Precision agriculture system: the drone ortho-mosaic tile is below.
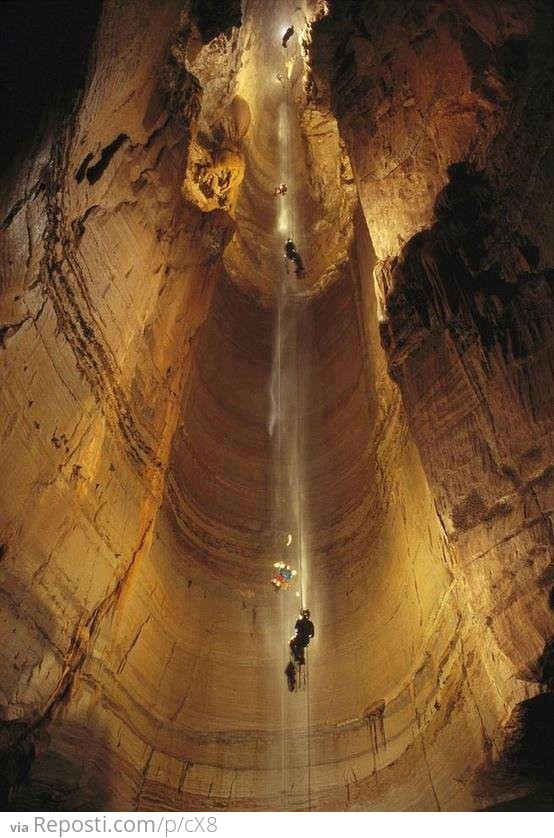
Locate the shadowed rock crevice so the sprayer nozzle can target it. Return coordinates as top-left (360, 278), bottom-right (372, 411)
top-left (476, 693), bottom-right (554, 811)
top-left (81, 135), bottom-right (129, 186)
top-left (0, 0), bottom-right (103, 175)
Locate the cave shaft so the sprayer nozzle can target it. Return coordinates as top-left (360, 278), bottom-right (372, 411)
top-left (0, 0), bottom-right (552, 813)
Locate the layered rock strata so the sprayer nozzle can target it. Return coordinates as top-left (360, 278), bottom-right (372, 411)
top-left (309, 0), bottom-right (554, 807)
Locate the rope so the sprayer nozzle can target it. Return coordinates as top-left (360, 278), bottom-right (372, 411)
top-left (295, 320), bottom-right (311, 812)
top-left (295, 328), bottom-right (304, 610)
top-left (276, 47), bottom-right (289, 813)
top-left (277, 271), bottom-right (287, 812)
top-left (307, 649), bottom-right (312, 810)
top-left (285, 57), bottom-right (294, 240)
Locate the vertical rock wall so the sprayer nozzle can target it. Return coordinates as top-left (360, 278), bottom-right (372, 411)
top-left (0, 0), bottom-right (240, 807)
top-left (309, 0), bottom-right (553, 806)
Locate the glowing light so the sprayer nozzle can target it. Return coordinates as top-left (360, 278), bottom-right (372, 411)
top-left (286, 533), bottom-right (292, 547)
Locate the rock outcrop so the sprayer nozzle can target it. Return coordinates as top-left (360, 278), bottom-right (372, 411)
top-left (309, 0), bottom-right (554, 808)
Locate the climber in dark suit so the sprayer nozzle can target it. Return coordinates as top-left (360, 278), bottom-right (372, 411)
top-left (289, 609), bottom-right (314, 665)
top-left (284, 238), bottom-right (306, 278)
top-left (282, 26), bottom-right (294, 48)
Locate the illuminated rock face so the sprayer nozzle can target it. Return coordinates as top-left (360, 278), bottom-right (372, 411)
top-left (0, 0), bottom-right (552, 812)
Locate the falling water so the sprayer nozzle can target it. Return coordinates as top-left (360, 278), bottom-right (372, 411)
top-left (270, 265), bottom-right (312, 810)
top-left (268, 10), bottom-right (312, 608)
top-left (269, 11), bottom-right (312, 811)
top-left (270, 269), bottom-right (305, 597)
top-left (269, 98), bottom-right (292, 439)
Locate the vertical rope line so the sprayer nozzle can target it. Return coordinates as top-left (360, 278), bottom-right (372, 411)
top-left (277, 283), bottom-right (286, 812)
top-left (281, 594), bottom-right (286, 811)
top-left (307, 649), bottom-right (312, 810)
top-left (286, 57), bottom-right (294, 240)
top-left (296, 320), bottom-right (311, 811)
top-left (295, 325), bottom-right (304, 609)
top-left (277, 43), bottom-right (290, 817)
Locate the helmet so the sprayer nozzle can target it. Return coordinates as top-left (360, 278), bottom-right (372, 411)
top-left (301, 608), bottom-right (310, 618)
